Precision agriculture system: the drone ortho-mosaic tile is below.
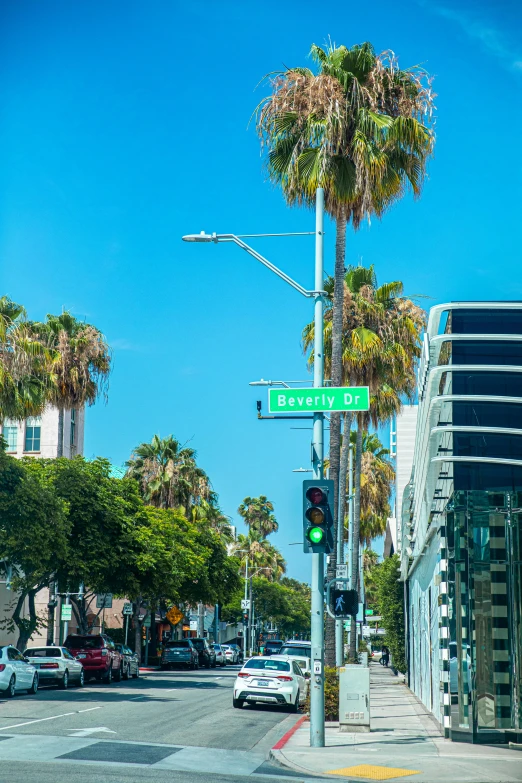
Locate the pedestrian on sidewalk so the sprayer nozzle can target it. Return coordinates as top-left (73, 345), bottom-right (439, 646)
top-left (381, 645), bottom-right (390, 667)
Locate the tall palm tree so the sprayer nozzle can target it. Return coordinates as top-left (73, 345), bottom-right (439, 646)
top-left (257, 41), bottom-right (435, 617)
top-left (303, 264), bottom-right (424, 662)
top-left (0, 297), bottom-right (49, 421)
top-left (352, 430), bottom-right (395, 547)
top-left (126, 434), bottom-right (212, 513)
top-left (231, 533), bottom-right (286, 581)
top-left (29, 311), bottom-right (111, 456)
top-left (237, 495), bottom-right (278, 539)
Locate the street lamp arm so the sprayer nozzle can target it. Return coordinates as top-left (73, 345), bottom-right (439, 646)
top-left (219, 235), bottom-right (324, 299)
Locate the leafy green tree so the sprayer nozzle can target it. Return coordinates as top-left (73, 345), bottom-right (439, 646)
top-left (374, 553), bottom-right (406, 672)
top-left (231, 533), bottom-right (286, 581)
top-left (0, 445), bottom-right (69, 649)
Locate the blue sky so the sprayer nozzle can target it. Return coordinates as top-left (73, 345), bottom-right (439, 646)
top-left (1, 0), bottom-right (521, 578)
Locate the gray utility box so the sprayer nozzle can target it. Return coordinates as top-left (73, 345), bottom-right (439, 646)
top-left (339, 664), bottom-right (370, 732)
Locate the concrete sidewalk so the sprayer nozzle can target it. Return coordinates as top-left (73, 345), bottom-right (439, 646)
top-left (271, 662), bottom-right (522, 782)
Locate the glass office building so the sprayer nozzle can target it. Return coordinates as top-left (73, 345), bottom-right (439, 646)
top-left (402, 303), bottom-right (522, 743)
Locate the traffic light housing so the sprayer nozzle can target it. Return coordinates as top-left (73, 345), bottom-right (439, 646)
top-left (242, 612), bottom-right (248, 625)
top-left (331, 588), bottom-right (358, 618)
top-left (303, 479), bottom-right (334, 553)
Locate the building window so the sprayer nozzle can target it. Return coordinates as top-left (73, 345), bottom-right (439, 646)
top-left (2, 424), bottom-right (17, 451)
top-left (70, 408), bottom-right (76, 447)
top-left (24, 417), bottom-right (41, 452)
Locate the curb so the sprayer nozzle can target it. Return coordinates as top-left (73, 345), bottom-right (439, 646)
top-left (269, 748), bottom-right (333, 780)
top-left (272, 714), bottom-right (307, 750)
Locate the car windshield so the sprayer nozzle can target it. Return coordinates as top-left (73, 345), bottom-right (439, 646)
top-left (166, 641), bottom-right (190, 648)
top-left (65, 636), bottom-right (103, 649)
top-left (24, 648), bottom-right (62, 657)
top-left (213, 645), bottom-right (221, 650)
top-left (244, 659), bottom-right (290, 672)
top-left (280, 646), bottom-right (311, 658)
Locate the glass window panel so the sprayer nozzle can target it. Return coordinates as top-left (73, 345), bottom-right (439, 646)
top-left (453, 432), bottom-right (522, 460)
top-left (451, 309), bottom-right (522, 335)
top-left (453, 402), bottom-right (522, 429)
top-left (2, 426), bottom-right (17, 450)
top-left (24, 426), bottom-right (41, 452)
top-left (453, 371), bottom-right (522, 397)
top-left (453, 341), bottom-right (522, 366)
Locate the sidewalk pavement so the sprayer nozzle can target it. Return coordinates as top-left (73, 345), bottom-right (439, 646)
top-left (271, 662), bottom-right (522, 782)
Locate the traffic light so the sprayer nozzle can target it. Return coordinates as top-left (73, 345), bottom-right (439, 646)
top-left (242, 612), bottom-right (248, 625)
top-left (331, 588), bottom-right (358, 618)
top-left (303, 479), bottom-right (334, 553)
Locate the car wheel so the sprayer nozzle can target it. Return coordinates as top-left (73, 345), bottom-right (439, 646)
top-left (78, 669), bottom-right (85, 687)
top-left (59, 670), bottom-right (69, 690)
top-left (104, 666), bottom-right (113, 684)
top-left (222, 661), bottom-right (226, 667)
top-left (233, 698), bottom-right (244, 709)
top-left (29, 674), bottom-right (38, 695)
top-left (114, 664), bottom-right (122, 682)
top-left (123, 663), bottom-right (130, 680)
top-left (211, 661), bottom-right (217, 668)
top-left (133, 665), bottom-right (139, 678)
top-left (290, 689), bottom-right (300, 713)
top-left (5, 675), bottom-right (16, 698)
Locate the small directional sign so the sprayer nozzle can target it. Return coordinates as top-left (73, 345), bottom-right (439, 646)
top-left (123, 603), bottom-right (133, 616)
top-left (241, 599), bottom-right (251, 610)
top-left (61, 604), bottom-right (72, 621)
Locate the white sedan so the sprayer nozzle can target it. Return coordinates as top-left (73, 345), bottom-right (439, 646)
top-left (0, 645), bottom-right (39, 697)
top-left (222, 645), bottom-right (239, 664)
top-left (233, 655), bottom-right (306, 711)
top-left (24, 645), bottom-right (85, 689)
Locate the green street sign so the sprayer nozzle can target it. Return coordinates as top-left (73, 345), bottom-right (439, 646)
top-left (61, 604), bottom-right (72, 621)
top-left (269, 386), bottom-right (369, 414)
top-left (365, 609), bottom-right (374, 616)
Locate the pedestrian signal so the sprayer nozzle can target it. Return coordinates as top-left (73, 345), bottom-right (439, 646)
top-left (331, 588), bottom-right (358, 618)
top-left (302, 480), bottom-right (334, 553)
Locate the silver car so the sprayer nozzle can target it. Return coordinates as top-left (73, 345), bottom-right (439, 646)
top-left (24, 645), bottom-right (84, 689)
top-left (212, 644), bottom-right (227, 667)
top-left (222, 645), bottom-right (239, 664)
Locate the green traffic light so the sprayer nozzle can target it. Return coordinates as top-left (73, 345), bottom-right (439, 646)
top-left (308, 527), bottom-right (324, 544)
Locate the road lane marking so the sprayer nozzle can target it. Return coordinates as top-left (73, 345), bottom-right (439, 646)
top-left (0, 705), bottom-right (102, 731)
top-left (69, 726), bottom-right (116, 737)
top-left (0, 711), bottom-right (77, 731)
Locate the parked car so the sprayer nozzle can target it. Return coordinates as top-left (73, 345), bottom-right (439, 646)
top-left (191, 638), bottom-right (216, 668)
top-left (24, 645), bottom-right (84, 689)
top-left (161, 639), bottom-right (199, 670)
top-left (0, 645), bottom-right (38, 697)
top-left (212, 644), bottom-right (227, 667)
top-left (271, 653), bottom-right (311, 680)
top-left (114, 644), bottom-right (140, 679)
top-left (263, 639), bottom-right (284, 656)
top-left (64, 634), bottom-right (123, 683)
top-left (279, 641), bottom-right (311, 660)
top-left (222, 644), bottom-right (239, 664)
top-left (233, 655), bottom-right (305, 711)
top-left (229, 643), bottom-right (244, 664)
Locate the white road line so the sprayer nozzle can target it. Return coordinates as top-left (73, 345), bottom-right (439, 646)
top-left (0, 705), bottom-right (102, 731)
top-left (128, 696), bottom-right (145, 700)
top-left (0, 711), bottom-right (77, 731)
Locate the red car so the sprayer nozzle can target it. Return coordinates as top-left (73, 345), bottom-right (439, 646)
top-left (64, 634), bottom-right (123, 684)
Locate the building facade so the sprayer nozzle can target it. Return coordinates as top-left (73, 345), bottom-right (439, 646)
top-left (402, 302), bottom-right (522, 743)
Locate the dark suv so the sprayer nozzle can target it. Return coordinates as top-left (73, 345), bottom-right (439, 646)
top-left (64, 634), bottom-right (123, 684)
top-left (191, 638), bottom-right (216, 668)
top-left (161, 639), bottom-right (199, 670)
top-left (264, 639), bottom-right (284, 656)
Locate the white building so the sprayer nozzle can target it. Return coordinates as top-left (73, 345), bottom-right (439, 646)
top-left (384, 405), bottom-right (418, 557)
top-left (0, 406), bottom-right (85, 646)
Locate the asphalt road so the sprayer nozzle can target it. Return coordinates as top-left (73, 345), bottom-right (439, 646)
top-left (0, 665), bottom-right (308, 783)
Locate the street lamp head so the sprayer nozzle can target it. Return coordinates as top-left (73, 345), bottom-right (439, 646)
top-left (249, 379), bottom-right (270, 386)
top-left (181, 231), bottom-right (217, 243)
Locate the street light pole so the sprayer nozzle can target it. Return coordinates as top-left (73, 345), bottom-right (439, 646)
top-left (243, 556), bottom-right (249, 661)
top-left (310, 187), bottom-right (325, 748)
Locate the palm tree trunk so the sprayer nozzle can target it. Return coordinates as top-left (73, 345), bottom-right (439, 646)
top-left (338, 411), bottom-right (353, 562)
top-left (325, 210), bottom-right (347, 667)
top-left (349, 419), bottom-right (363, 661)
top-left (57, 407), bottom-right (64, 458)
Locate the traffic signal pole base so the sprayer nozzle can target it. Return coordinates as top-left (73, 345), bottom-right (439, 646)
top-left (310, 551), bottom-right (325, 748)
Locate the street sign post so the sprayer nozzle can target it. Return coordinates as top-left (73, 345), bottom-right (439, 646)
top-left (123, 603), bottom-right (133, 616)
top-left (96, 593), bottom-right (113, 609)
top-left (269, 386), bottom-right (369, 414)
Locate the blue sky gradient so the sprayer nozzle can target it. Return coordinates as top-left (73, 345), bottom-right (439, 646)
top-left (1, 0), bottom-right (521, 577)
